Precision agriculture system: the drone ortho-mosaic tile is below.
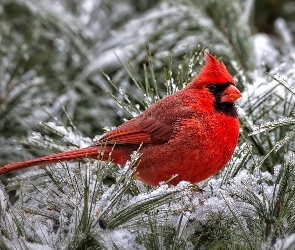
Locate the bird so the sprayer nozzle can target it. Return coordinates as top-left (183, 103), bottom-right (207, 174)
top-left (0, 52), bottom-right (241, 186)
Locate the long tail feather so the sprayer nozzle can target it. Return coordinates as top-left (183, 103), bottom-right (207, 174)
top-left (0, 147), bottom-right (100, 175)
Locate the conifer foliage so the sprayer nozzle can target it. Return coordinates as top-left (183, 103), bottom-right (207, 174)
top-left (1, 0), bottom-right (295, 249)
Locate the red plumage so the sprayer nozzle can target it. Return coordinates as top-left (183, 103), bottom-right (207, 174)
top-left (0, 52), bottom-right (241, 186)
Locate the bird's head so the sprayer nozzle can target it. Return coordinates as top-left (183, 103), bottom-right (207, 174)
top-left (189, 51), bottom-right (242, 117)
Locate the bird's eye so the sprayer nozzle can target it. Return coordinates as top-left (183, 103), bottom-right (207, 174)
top-left (207, 84), bottom-right (217, 92)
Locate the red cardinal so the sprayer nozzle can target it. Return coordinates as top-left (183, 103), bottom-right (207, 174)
top-left (0, 52), bottom-right (241, 186)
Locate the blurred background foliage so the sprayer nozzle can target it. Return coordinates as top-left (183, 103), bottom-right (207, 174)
top-left (0, 0), bottom-right (291, 159)
top-left (0, 0), bottom-right (256, 164)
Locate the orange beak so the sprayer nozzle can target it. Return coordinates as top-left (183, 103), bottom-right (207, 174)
top-left (220, 85), bottom-right (241, 103)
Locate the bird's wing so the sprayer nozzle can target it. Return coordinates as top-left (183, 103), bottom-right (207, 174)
top-left (97, 117), bottom-right (174, 145)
